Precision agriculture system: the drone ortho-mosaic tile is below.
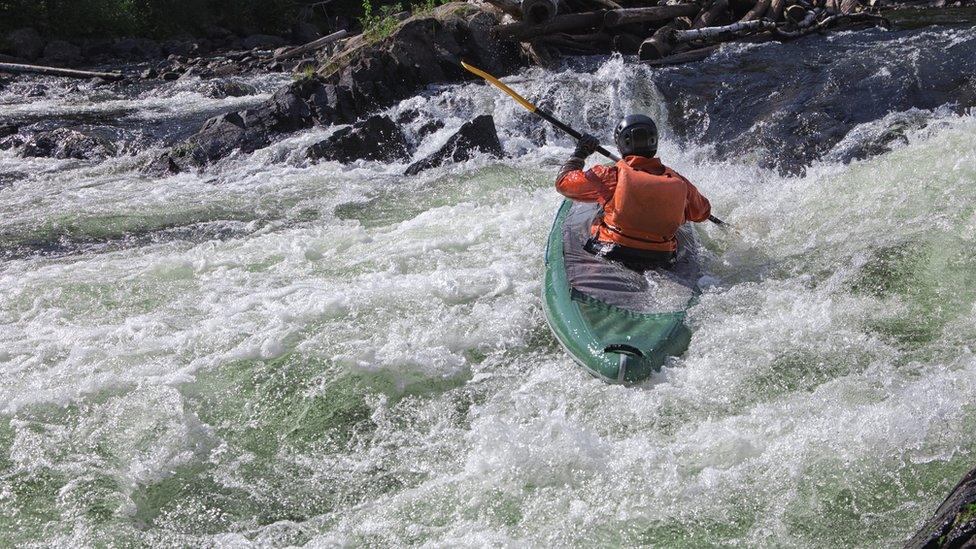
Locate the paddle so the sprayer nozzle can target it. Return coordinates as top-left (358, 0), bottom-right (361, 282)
top-left (459, 60), bottom-right (730, 229)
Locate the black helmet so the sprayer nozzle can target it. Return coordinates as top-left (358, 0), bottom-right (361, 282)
top-left (614, 114), bottom-right (658, 157)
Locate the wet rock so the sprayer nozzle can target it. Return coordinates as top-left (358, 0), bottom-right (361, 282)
top-left (306, 115), bottom-right (410, 163)
top-left (42, 40), bottom-right (82, 64)
top-left (6, 28), bottom-right (46, 61)
top-left (211, 64), bottom-right (240, 77)
top-left (292, 22), bottom-right (322, 44)
top-left (25, 84), bottom-right (48, 97)
top-left (0, 124), bottom-right (17, 139)
top-left (140, 67), bottom-right (158, 79)
top-left (397, 108), bottom-right (421, 124)
top-left (654, 27), bottom-right (976, 175)
top-left (204, 80), bottom-right (258, 99)
top-left (156, 4), bottom-right (520, 171)
top-left (20, 128), bottom-right (116, 160)
top-left (161, 71), bottom-right (182, 81)
top-left (0, 171), bottom-right (24, 189)
top-left (0, 134), bottom-right (25, 150)
top-left (162, 39), bottom-right (196, 57)
top-left (417, 119), bottom-right (445, 139)
top-left (112, 38), bottom-right (163, 60)
top-left (405, 115), bottom-right (503, 175)
top-left (906, 466), bottom-right (976, 549)
top-left (237, 34), bottom-right (287, 50)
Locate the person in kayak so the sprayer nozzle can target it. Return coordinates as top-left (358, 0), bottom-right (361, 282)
top-left (555, 114), bottom-right (711, 271)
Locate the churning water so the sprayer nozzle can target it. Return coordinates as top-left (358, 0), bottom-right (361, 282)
top-left (1, 26), bottom-right (976, 547)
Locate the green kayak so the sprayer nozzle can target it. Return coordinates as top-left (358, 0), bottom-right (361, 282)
top-left (542, 199), bottom-right (701, 384)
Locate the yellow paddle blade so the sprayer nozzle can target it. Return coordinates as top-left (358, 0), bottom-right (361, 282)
top-left (460, 60), bottom-right (537, 113)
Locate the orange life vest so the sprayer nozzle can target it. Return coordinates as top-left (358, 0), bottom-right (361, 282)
top-left (594, 159), bottom-right (689, 252)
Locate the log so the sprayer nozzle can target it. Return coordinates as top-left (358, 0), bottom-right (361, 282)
top-left (494, 10), bottom-right (605, 40)
top-left (273, 29), bottom-right (348, 61)
top-left (774, 11), bottom-right (888, 37)
top-left (694, 0), bottom-right (731, 28)
top-left (613, 32), bottom-right (644, 53)
top-left (586, 0), bottom-right (623, 10)
top-left (604, 4), bottom-right (700, 27)
top-left (0, 62), bottom-right (123, 81)
top-left (638, 22), bottom-right (679, 60)
top-left (740, 0), bottom-right (771, 21)
top-left (644, 44), bottom-right (721, 65)
top-left (784, 4), bottom-right (808, 23)
top-left (522, 0), bottom-right (560, 24)
top-left (484, 0), bottom-right (523, 18)
top-left (673, 18), bottom-right (777, 42)
top-left (542, 31), bottom-right (612, 53)
top-left (769, 0), bottom-right (787, 21)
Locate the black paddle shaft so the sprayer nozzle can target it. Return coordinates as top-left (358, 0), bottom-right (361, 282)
top-left (536, 108), bottom-right (729, 228)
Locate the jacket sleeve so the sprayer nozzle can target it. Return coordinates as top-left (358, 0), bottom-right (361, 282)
top-left (682, 176), bottom-right (712, 222)
top-left (555, 164), bottom-right (616, 204)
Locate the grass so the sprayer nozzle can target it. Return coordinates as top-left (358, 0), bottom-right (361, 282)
top-left (358, 0), bottom-right (450, 43)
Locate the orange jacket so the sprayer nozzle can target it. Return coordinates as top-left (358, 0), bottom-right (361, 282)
top-left (555, 156), bottom-right (711, 252)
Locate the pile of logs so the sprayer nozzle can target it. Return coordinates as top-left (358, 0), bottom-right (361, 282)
top-left (485, 0), bottom-right (890, 63)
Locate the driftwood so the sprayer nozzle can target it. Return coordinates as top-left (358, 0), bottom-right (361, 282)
top-left (694, 0), bottom-right (731, 28)
top-left (645, 44), bottom-right (721, 65)
top-left (522, 0), bottom-right (561, 23)
top-left (775, 11), bottom-right (889, 37)
top-left (604, 4), bottom-right (700, 27)
top-left (494, 10), bottom-right (605, 40)
top-left (0, 62), bottom-right (123, 80)
top-left (673, 19), bottom-right (777, 43)
top-left (273, 29), bottom-right (348, 61)
top-left (740, 0), bottom-right (771, 21)
top-left (487, 0), bottom-right (890, 65)
top-left (484, 0), bottom-right (523, 18)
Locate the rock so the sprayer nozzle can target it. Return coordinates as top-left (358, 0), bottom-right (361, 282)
top-left (0, 171), bottom-right (24, 189)
top-left (6, 28), bottom-right (46, 61)
top-left (0, 124), bottom-right (17, 138)
top-left (397, 108), bottom-right (421, 125)
top-left (162, 39), bottom-right (196, 57)
top-left (112, 38), bottom-right (162, 60)
top-left (140, 67), bottom-right (158, 79)
top-left (204, 80), bottom-right (258, 99)
top-left (25, 84), bottom-right (47, 97)
top-left (417, 119), bottom-right (445, 139)
top-left (238, 34), bottom-right (287, 50)
top-left (155, 3), bottom-right (521, 171)
top-left (292, 22), bottom-right (322, 44)
top-left (42, 40), bottom-right (82, 64)
top-left (20, 128), bottom-right (116, 160)
top-left (0, 134), bottom-right (25, 150)
top-left (405, 115), bottom-right (503, 175)
top-left (161, 71), bottom-right (182, 81)
top-left (211, 64), bottom-right (240, 77)
top-left (90, 77), bottom-right (111, 87)
top-left (907, 466), bottom-right (976, 548)
top-left (306, 115), bottom-right (410, 163)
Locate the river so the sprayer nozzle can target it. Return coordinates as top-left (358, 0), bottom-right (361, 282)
top-left (1, 24), bottom-right (975, 547)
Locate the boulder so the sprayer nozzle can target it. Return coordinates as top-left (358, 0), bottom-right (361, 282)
top-left (152, 3), bottom-right (521, 172)
top-left (292, 22), bottom-right (323, 44)
top-left (306, 115), bottom-right (410, 163)
top-left (204, 80), bottom-right (258, 99)
top-left (111, 38), bottom-right (162, 60)
top-left (42, 40), bottom-right (82, 64)
top-left (238, 34), bottom-right (287, 50)
top-left (20, 128), bottom-right (116, 160)
top-left (906, 466), bottom-right (976, 549)
top-left (5, 28), bottom-right (46, 61)
top-left (405, 115), bottom-right (503, 175)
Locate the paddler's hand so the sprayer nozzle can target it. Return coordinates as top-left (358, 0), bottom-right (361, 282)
top-left (573, 134), bottom-right (599, 159)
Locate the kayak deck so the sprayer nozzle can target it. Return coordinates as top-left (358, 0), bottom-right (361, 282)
top-left (542, 200), bottom-right (701, 384)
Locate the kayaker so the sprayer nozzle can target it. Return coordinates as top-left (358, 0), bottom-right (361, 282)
top-left (555, 114), bottom-right (711, 271)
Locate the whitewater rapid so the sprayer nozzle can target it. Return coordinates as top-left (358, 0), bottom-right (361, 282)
top-left (2, 33), bottom-right (976, 546)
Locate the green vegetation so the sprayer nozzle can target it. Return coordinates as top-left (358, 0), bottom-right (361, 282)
top-left (358, 0), bottom-right (449, 43)
top-left (360, 0), bottom-right (404, 42)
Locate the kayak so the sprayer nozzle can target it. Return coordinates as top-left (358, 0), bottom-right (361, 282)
top-left (542, 199), bottom-right (701, 384)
